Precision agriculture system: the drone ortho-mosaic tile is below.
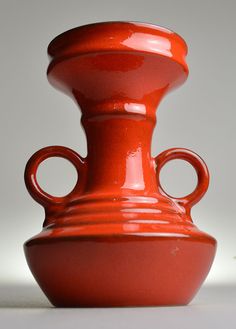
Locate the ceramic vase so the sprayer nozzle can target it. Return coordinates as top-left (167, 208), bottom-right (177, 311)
top-left (24, 22), bottom-right (216, 307)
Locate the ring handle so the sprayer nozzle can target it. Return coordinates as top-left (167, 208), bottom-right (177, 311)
top-left (155, 148), bottom-right (209, 210)
top-left (24, 146), bottom-right (86, 208)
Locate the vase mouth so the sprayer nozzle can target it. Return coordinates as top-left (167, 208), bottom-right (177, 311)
top-left (47, 21), bottom-right (188, 72)
top-left (47, 21), bottom-right (188, 107)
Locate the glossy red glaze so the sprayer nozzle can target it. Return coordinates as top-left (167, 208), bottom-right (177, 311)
top-left (24, 22), bottom-right (216, 307)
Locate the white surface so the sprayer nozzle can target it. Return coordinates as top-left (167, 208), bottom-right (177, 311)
top-left (0, 284), bottom-right (235, 328)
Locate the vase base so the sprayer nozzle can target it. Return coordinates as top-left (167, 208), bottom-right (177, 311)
top-left (24, 233), bottom-right (216, 307)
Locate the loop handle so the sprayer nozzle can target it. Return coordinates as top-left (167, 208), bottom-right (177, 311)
top-left (24, 146), bottom-right (86, 208)
top-left (155, 148), bottom-right (209, 209)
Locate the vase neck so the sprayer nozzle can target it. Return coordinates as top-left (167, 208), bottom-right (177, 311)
top-left (81, 104), bottom-right (158, 195)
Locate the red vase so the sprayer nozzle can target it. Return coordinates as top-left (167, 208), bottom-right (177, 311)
top-left (24, 22), bottom-right (216, 307)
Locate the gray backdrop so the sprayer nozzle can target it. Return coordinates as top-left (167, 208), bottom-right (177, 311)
top-left (0, 0), bottom-right (235, 287)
